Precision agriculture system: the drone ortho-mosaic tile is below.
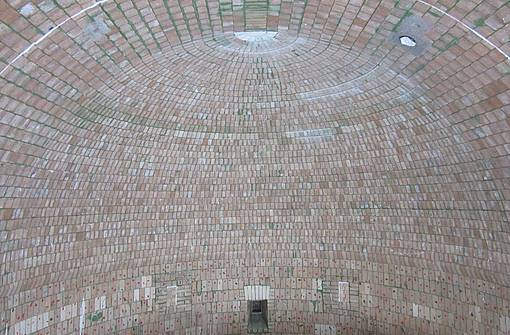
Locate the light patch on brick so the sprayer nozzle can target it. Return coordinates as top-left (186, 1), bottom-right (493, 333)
top-left (316, 278), bottom-right (323, 291)
top-left (141, 275), bottom-right (152, 288)
top-left (244, 285), bottom-right (271, 300)
top-left (84, 16), bottom-right (110, 42)
top-left (338, 281), bottom-right (349, 303)
top-left (412, 303), bottom-right (431, 320)
top-left (167, 286), bottom-right (177, 307)
top-left (60, 303), bottom-right (77, 321)
top-left (38, 0), bottom-right (56, 12)
top-left (19, 4), bottom-right (36, 16)
top-left (13, 312), bottom-right (49, 335)
top-left (413, 303), bottom-right (419, 318)
top-left (286, 128), bottom-right (336, 142)
top-left (500, 316), bottom-right (510, 332)
top-left (144, 287), bottom-right (154, 301)
top-left (297, 66), bottom-right (379, 101)
top-left (134, 277), bottom-right (156, 309)
top-left (95, 295), bottom-right (107, 311)
top-left (155, 285), bottom-right (178, 313)
top-left (79, 297), bottom-right (86, 335)
top-left (235, 31), bottom-right (277, 42)
top-left (134, 288), bottom-right (140, 302)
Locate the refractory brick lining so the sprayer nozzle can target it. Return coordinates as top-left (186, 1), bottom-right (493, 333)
top-left (0, 0), bottom-right (509, 334)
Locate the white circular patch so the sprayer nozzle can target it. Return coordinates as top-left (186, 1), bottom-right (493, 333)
top-left (234, 31), bottom-right (277, 42)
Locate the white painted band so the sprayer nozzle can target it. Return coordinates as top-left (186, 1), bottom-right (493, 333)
top-left (0, 0), bottom-right (508, 78)
top-left (0, 0), bottom-right (111, 76)
top-left (416, 0), bottom-right (510, 61)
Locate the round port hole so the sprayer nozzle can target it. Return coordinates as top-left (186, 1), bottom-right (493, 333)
top-left (399, 36), bottom-right (417, 47)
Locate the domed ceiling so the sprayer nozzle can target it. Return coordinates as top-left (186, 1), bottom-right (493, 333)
top-left (0, 0), bottom-right (509, 334)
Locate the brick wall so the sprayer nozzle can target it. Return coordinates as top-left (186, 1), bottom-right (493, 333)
top-left (0, 0), bottom-right (509, 334)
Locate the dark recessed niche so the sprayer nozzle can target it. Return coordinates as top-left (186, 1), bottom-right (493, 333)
top-left (248, 300), bottom-right (268, 333)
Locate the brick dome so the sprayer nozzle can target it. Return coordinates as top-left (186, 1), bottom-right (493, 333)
top-left (0, 0), bottom-right (509, 334)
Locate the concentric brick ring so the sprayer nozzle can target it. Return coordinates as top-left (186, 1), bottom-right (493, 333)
top-left (76, 35), bottom-right (419, 134)
top-left (0, 0), bottom-right (509, 334)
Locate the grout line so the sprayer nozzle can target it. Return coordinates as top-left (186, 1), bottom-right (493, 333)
top-left (0, 0), bottom-right (111, 77)
top-left (416, 0), bottom-right (510, 62)
top-left (0, 0), bottom-right (509, 78)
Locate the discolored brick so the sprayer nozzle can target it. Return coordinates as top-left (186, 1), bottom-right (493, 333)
top-left (0, 0), bottom-right (509, 334)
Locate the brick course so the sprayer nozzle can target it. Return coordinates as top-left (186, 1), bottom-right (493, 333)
top-left (0, 0), bottom-right (509, 334)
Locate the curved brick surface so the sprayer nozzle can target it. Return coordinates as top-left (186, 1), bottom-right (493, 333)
top-left (0, 0), bottom-right (509, 334)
